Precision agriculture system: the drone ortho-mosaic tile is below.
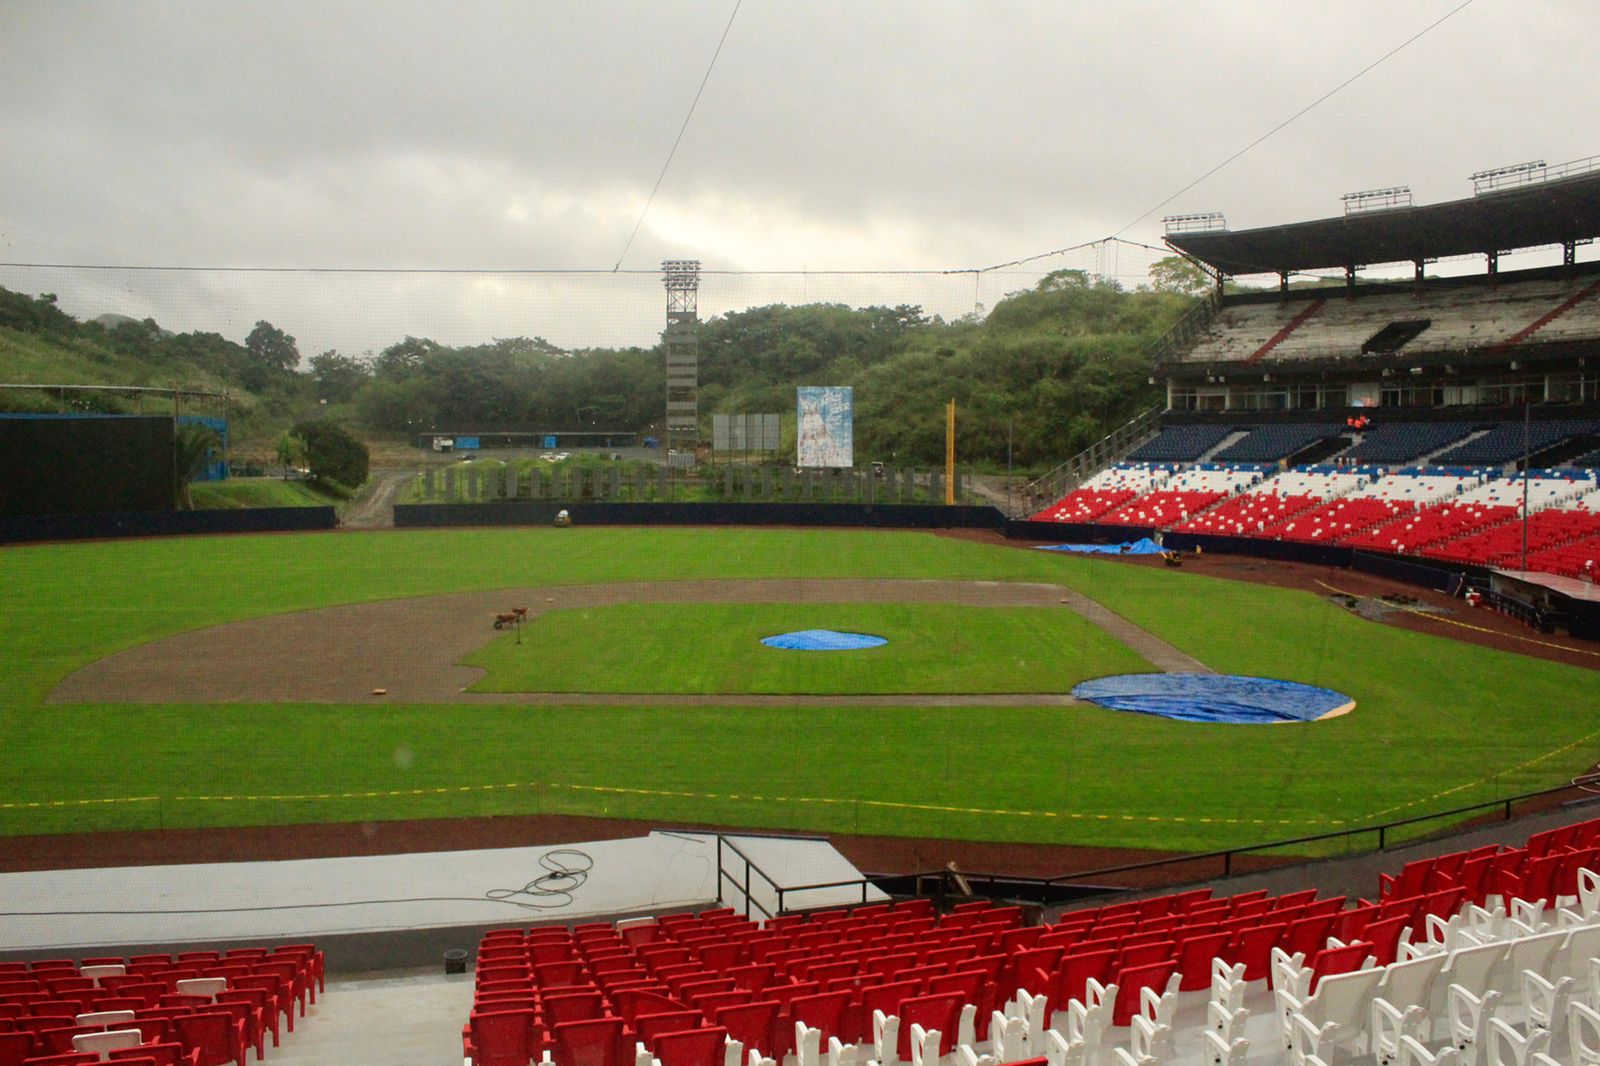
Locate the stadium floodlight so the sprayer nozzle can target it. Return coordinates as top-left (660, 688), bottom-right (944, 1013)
top-left (1341, 186), bottom-right (1412, 215)
top-left (661, 259), bottom-right (701, 292)
top-left (1163, 212), bottom-right (1227, 234)
top-left (1470, 160), bottom-right (1547, 195)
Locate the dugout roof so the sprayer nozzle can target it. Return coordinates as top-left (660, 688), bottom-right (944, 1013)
top-left (1167, 170), bottom-right (1600, 276)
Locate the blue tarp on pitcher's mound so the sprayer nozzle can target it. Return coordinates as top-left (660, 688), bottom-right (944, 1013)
top-left (761, 630), bottom-right (888, 651)
top-left (1036, 539), bottom-right (1166, 556)
top-left (1071, 673), bottom-right (1354, 724)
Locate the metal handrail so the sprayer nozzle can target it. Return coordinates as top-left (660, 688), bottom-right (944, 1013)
top-left (740, 779), bottom-right (1592, 915)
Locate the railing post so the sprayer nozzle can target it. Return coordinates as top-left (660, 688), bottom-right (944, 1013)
top-left (777, 886), bottom-right (784, 917)
top-left (1222, 851), bottom-right (1232, 877)
top-left (716, 835), bottom-right (724, 904)
top-left (1378, 825), bottom-right (1386, 850)
top-left (744, 860), bottom-right (752, 920)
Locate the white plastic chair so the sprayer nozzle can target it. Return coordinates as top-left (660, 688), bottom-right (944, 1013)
top-left (1007, 988), bottom-right (1050, 1057)
top-left (1493, 930), bottom-right (1567, 998)
top-left (1061, 979), bottom-right (1115, 1066)
top-left (1207, 1001), bottom-right (1248, 1046)
top-left (1570, 1000), bottom-right (1600, 1066)
top-left (1519, 970), bottom-right (1572, 1034)
top-left (1504, 898), bottom-right (1550, 938)
top-left (1200, 1029), bottom-right (1248, 1066)
top-left (72, 1030), bottom-right (143, 1058)
top-left (984, 1012), bottom-right (1028, 1066)
top-left (1275, 965), bottom-right (1384, 1059)
top-left (1373, 952), bottom-right (1449, 1062)
top-left (78, 963), bottom-right (126, 986)
top-left (1429, 943), bottom-right (1509, 1036)
top-left (1484, 1018), bottom-right (1549, 1066)
top-left (795, 1024), bottom-right (822, 1066)
top-left (1127, 1014), bottom-right (1172, 1064)
top-left (1445, 984), bottom-right (1502, 1066)
top-left (1397, 1035), bottom-right (1462, 1066)
top-left (1556, 921), bottom-right (1600, 996)
top-left (1210, 960), bottom-right (1247, 1016)
top-left (1273, 946), bottom-right (1311, 999)
top-left (1107, 1050), bottom-right (1154, 1066)
top-left (1136, 974), bottom-right (1178, 1030)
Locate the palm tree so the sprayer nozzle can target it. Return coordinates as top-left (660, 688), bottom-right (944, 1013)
top-left (174, 423), bottom-right (221, 509)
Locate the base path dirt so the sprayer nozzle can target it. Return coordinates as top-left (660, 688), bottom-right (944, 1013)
top-left (49, 578), bottom-right (1203, 706)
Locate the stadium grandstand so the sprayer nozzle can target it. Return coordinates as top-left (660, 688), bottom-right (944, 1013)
top-left (1028, 156), bottom-right (1600, 639)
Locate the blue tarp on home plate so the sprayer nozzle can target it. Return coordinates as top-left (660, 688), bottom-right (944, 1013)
top-left (761, 629), bottom-right (888, 651)
top-left (1036, 538), bottom-right (1166, 556)
top-left (1072, 673), bottom-right (1354, 724)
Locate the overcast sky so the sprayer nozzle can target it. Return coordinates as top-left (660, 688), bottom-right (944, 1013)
top-left (2, 0), bottom-right (1596, 354)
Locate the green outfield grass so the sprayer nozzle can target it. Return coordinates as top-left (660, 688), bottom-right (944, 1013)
top-left (464, 603), bottom-right (1151, 694)
top-left (3, 527), bottom-right (1597, 853)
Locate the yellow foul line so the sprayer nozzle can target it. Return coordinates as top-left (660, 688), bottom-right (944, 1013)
top-left (1315, 580), bottom-right (1600, 659)
top-left (0, 780), bottom-right (1343, 828)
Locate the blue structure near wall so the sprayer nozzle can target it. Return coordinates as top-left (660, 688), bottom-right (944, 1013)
top-left (177, 414), bottom-right (230, 481)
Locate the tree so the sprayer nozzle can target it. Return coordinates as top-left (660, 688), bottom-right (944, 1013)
top-left (245, 320), bottom-right (301, 376)
top-left (1149, 255), bottom-right (1212, 297)
top-left (308, 350), bottom-right (370, 403)
top-left (173, 423), bottom-right (221, 509)
top-left (291, 420), bottom-right (368, 489)
top-left (274, 430), bottom-right (307, 479)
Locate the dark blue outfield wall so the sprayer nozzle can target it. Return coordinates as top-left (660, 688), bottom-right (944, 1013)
top-left (395, 501), bottom-right (1005, 530)
top-left (0, 507), bottom-right (337, 545)
top-left (1005, 520), bottom-right (1481, 594)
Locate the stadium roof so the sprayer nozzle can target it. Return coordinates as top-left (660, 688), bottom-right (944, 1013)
top-left (1167, 169), bottom-right (1600, 277)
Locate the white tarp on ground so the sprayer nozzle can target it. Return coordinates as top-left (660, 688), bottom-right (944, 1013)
top-left (0, 831), bottom-right (885, 952)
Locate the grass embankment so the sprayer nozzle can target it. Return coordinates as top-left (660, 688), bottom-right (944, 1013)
top-left (188, 479), bottom-right (346, 510)
top-left (3, 528), bottom-right (1596, 852)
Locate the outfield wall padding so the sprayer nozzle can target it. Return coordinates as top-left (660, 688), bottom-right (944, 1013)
top-left (394, 501), bottom-right (1005, 530)
top-left (0, 507), bottom-right (337, 545)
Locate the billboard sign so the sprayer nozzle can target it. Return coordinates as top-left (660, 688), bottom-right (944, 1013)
top-left (796, 386), bottom-right (853, 468)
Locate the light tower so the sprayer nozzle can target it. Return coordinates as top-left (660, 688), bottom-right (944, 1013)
top-left (661, 259), bottom-right (701, 466)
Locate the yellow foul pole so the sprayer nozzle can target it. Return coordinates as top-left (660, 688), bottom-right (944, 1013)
top-left (944, 399), bottom-right (956, 505)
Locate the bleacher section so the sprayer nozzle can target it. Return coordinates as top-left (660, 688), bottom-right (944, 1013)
top-left (463, 817), bottom-right (1600, 1066)
top-left (1211, 423), bottom-right (1342, 464)
top-left (1173, 466), bottom-right (1376, 537)
top-left (1030, 418), bottom-right (1600, 581)
top-left (1097, 466), bottom-right (1266, 528)
top-left (1035, 465), bottom-right (1171, 524)
top-left (1177, 270), bottom-right (1600, 367)
top-left (1341, 422), bottom-right (1479, 465)
top-left (1341, 471), bottom-right (1594, 555)
top-left (1430, 420), bottom-right (1599, 466)
top-left (1125, 426), bottom-right (1236, 464)
top-left (0, 942), bottom-right (322, 1065)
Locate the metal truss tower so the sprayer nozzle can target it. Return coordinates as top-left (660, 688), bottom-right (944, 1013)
top-left (661, 259), bottom-right (701, 466)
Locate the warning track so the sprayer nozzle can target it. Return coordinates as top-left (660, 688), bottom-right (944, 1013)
top-left (48, 579), bottom-right (1207, 706)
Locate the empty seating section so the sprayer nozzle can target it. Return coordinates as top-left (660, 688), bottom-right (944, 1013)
top-left (1342, 422), bottom-right (1478, 464)
top-left (0, 943), bottom-right (321, 1066)
top-left (1033, 465), bottom-right (1170, 524)
top-left (1342, 471), bottom-right (1594, 555)
top-left (469, 819), bottom-right (1600, 1066)
top-left (1430, 419), bottom-right (1598, 466)
top-left (1174, 466), bottom-right (1375, 536)
top-left (1099, 465), bottom-right (1265, 527)
top-left (1211, 423), bottom-right (1342, 464)
top-left (1572, 447), bottom-right (1600, 470)
top-left (1124, 425), bottom-right (1236, 463)
top-left (1179, 269), bottom-right (1600, 366)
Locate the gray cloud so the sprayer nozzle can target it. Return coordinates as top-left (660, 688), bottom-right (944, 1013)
top-left (3, 0), bottom-right (1596, 353)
